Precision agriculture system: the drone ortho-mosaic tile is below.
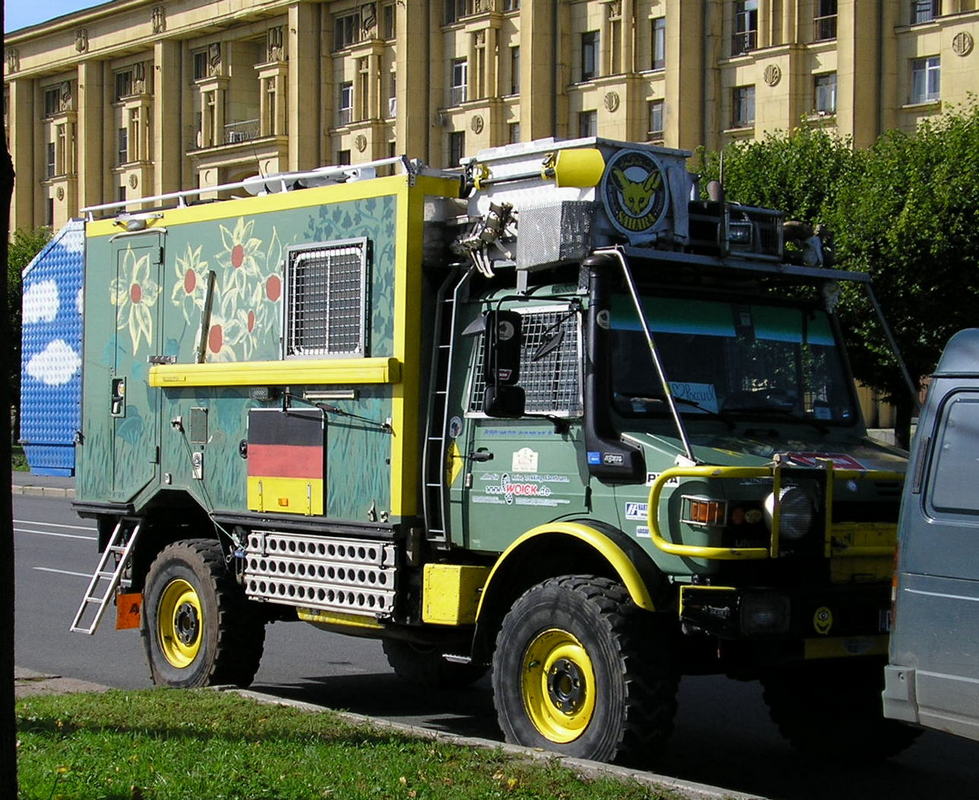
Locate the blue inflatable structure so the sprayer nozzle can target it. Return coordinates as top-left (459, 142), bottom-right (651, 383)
top-left (19, 220), bottom-right (84, 476)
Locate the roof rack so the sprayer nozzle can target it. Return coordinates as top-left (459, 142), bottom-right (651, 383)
top-left (80, 155), bottom-right (438, 220)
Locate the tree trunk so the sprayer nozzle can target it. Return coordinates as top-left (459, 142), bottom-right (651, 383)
top-left (0, 12), bottom-right (19, 791)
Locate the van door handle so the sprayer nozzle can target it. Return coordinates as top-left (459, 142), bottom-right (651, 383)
top-left (469, 449), bottom-right (494, 462)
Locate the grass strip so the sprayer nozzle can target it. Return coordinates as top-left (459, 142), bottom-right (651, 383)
top-left (17, 689), bottom-right (685, 800)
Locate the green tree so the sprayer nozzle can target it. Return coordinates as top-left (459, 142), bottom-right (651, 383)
top-left (7, 227), bottom-right (52, 438)
top-left (829, 103), bottom-right (979, 442)
top-left (694, 125), bottom-right (862, 225)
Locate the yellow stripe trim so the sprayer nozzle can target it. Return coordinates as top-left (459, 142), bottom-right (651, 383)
top-left (246, 476), bottom-right (323, 516)
top-left (804, 635), bottom-right (888, 660)
top-left (149, 357), bottom-right (401, 387)
top-left (86, 175), bottom-right (411, 237)
top-left (476, 522), bottom-right (656, 617)
top-left (296, 608), bottom-right (383, 630)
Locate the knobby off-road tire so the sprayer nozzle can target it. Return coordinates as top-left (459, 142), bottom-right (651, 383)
top-left (382, 639), bottom-right (488, 689)
top-left (492, 575), bottom-right (678, 766)
top-left (762, 658), bottom-right (922, 761)
top-left (141, 539), bottom-right (266, 688)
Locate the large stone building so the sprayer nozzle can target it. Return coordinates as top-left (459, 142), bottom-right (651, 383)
top-left (5, 0), bottom-right (979, 232)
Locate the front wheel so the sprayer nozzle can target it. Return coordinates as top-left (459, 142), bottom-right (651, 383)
top-left (762, 658), bottom-right (922, 761)
top-left (491, 575), bottom-right (678, 766)
top-left (141, 539), bottom-right (265, 688)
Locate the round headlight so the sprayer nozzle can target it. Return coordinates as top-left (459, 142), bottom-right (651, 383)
top-left (764, 486), bottom-right (813, 541)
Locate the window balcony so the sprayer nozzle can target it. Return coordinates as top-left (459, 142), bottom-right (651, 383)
top-left (813, 15), bottom-right (837, 41)
top-left (225, 118), bottom-right (260, 144)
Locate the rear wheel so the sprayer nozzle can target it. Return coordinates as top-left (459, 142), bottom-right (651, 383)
top-left (382, 639), bottom-right (487, 689)
top-left (762, 658), bottom-right (922, 761)
top-left (491, 575), bottom-right (677, 766)
top-left (141, 539), bottom-right (265, 688)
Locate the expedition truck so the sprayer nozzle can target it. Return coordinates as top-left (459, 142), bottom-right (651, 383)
top-left (72, 137), bottom-right (918, 765)
top-left (885, 328), bottom-right (979, 742)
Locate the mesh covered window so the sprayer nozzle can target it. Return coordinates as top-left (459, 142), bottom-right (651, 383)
top-left (469, 308), bottom-right (582, 417)
top-left (284, 239), bottom-right (369, 358)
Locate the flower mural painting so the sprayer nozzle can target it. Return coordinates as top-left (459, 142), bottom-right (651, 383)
top-left (110, 246), bottom-right (160, 354)
top-left (172, 243), bottom-right (211, 325)
top-left (218, 217), bottom-right (263, 297)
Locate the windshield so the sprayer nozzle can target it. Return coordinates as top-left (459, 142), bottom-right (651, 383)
top-left (609, 294), bottom-right (858, 425)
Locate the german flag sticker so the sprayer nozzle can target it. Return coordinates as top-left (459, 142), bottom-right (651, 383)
top-left (246, 408), bottom-right (325, 515)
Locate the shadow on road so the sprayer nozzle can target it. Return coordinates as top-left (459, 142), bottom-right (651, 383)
top-left (253, 671), bottom-right (979, 800)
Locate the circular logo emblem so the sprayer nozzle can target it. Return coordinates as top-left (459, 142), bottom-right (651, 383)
top-left (763, 64), bottom-right (782, 86)
top-left (601, 149), bottom-right (668, 238)
top-left (953, 32), bottom-right (974, 57)
top-left (813, 606), bottom-right (833, 636)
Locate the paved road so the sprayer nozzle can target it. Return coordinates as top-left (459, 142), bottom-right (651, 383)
top-left (14, 493), bottom-right (979, 800)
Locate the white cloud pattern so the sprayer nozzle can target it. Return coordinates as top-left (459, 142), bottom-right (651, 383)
top-left (26, 339), bottom-right (81, 386)
top-left (22, 280), bottom-right (60, 324)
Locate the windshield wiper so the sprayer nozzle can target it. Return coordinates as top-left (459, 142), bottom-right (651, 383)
top-left (618, 393), bottom-right (735, 429)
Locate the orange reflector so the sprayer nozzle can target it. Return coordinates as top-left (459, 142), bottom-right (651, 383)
top-left (116, 592), bottom-right (142, 630)
top-left (278, 497), bottom-right (290, 507)
top-left (682, 497), bottom-right (728, 527)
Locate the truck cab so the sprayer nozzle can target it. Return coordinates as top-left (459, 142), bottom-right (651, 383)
top-left (884, 328), bottom-right (979, 741)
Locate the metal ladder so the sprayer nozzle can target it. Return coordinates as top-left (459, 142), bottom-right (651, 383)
top-left (69, 518), bottom-right (141, 634)
top-left (421, 268), bottom-right (474, 543)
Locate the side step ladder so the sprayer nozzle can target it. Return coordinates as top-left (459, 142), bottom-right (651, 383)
top-left (69, 519), bottom-right (141, 634)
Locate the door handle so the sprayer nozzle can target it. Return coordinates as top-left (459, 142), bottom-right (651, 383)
top-left (469, 449), bottom-right (494, 462)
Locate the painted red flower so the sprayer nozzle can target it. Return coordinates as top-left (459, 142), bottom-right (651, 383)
top-left (184, 269), bottom-right (197, 294)
top-left (231, 244), bottom-right (245, 268)
top-left (208, 324), bottom-right (223, 353)
top-left (247, 310), bottom-right (256, 333)
top-left (266, 275), bottom-right (281, 302)
top-left (130, 284), bottom-right (142, 304)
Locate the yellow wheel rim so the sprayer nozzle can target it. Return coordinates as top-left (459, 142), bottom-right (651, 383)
top-left (520, 628), bottom-right (596, 743)
top-left (157, 578), bottom-right (202, 669)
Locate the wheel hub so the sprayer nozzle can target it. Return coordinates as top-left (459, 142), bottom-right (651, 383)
top-left (174, 602), bottom-right (200, 645)
top-left (547, 657), bottom-right (585, 713)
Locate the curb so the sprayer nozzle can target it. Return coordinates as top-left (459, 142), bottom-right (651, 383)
top-left (229, 687), bottom-right (767, 800)
top-left (11, 485), bottom-right (75, 498)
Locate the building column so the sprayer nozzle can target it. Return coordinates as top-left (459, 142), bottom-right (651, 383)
top-left (667, 0), bottom-right (705, 151)
top-left (396, 0), bottom-right (431, 161)
top-left (519, 0), bottom-right (557, 140)
top-left (8, 77), bottom-right (36, 231)
top-left (837, 0), bottom-right (881, 149)
top-left (154, 39), bottom-right (182, 197)
top-left (77, 60), bottom-right (105, 212)
top-left (289, 2), bottom-right (321, 171)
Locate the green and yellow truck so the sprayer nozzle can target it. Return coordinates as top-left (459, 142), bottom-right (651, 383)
top-left (72, 138), bottom-right (917, 764)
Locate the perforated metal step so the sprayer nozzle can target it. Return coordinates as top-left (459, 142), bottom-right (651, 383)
top-left (243, 530), bottom-right (397, 616)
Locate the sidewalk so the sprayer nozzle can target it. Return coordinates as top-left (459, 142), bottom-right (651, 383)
top-left (11, 471), bottom-right (75, 499)
top-left (14, 666), bottom-right (108, 699)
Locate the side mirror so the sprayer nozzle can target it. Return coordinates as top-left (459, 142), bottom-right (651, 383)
top-left (482, 310), bottom-right (525, 417)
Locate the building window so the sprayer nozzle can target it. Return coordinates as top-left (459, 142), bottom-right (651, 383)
top-left (284, 239), bottom-right (370, 359)
top-left (193, 51), bottom-right (208, 81)
top-left (814, 72), bottom-right (837, 114)
top-left (503, 0), bottom-right (519, 10)
top-left (510, 46), bottom-right (520, 95)
top-left (43, 87), bottom-right (60, 117)
top-left (334, 10), bottom-right (362, 50)
top-left (814, 0), bottom-right (837, 40)
top-left (448, 130), bottom-right (466, 165)
top-left (910, 0), bottom-right (939, 24)
top-left (581, 31), bottom-right (599, 81)
top-left (732, 85), bottom-right (755, 127)
top-left (114, 70), bottom-right (134, 100)
top-left (444, 0), bottom-right (466, 25)
top-left (450, 58), bottom-right (468, 105)
top-left (338, 82), bottom-right (353, 126)
top-left (911, 56), bottom-right (940, 103)
top-left (509, 121), bottom-right (521, 143)
top-left (46, 142), bottom-right (56, 177)
top-left (117, 127), bottom-right (128, 165)
top-left (578, 110), bottom-right (597, 138)
top-left (732, 1), bottom-right (758, 55)
top-left (46, 198), bottom-right (54, 226)
top-left (652, 18), bottom-right (666, 70)
top-left (336, 149), bottom-right (351, 165)
top-left (387, 73), bottom-right (397, 118)
top-left (382, 3), bottom-right (396, 39)
top-left (647, 100), bottom-right (664, 139)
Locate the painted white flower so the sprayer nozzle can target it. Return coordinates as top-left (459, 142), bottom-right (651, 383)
top-left (172, 243), bottom-right (211, 325)
top-left (110, 247), bottom-right (160, 353)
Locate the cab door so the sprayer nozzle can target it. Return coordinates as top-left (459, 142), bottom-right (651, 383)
top-left (456, 304), bottom-right (589, 553)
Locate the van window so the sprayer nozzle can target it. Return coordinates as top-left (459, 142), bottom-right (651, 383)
top-left (929, 395), bottom-right (979, 516)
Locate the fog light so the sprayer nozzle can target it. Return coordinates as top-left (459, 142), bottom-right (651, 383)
top-left (764, 486), bottom-right (813, 540)
top-left (741, 593), bottom-right (791, 636)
